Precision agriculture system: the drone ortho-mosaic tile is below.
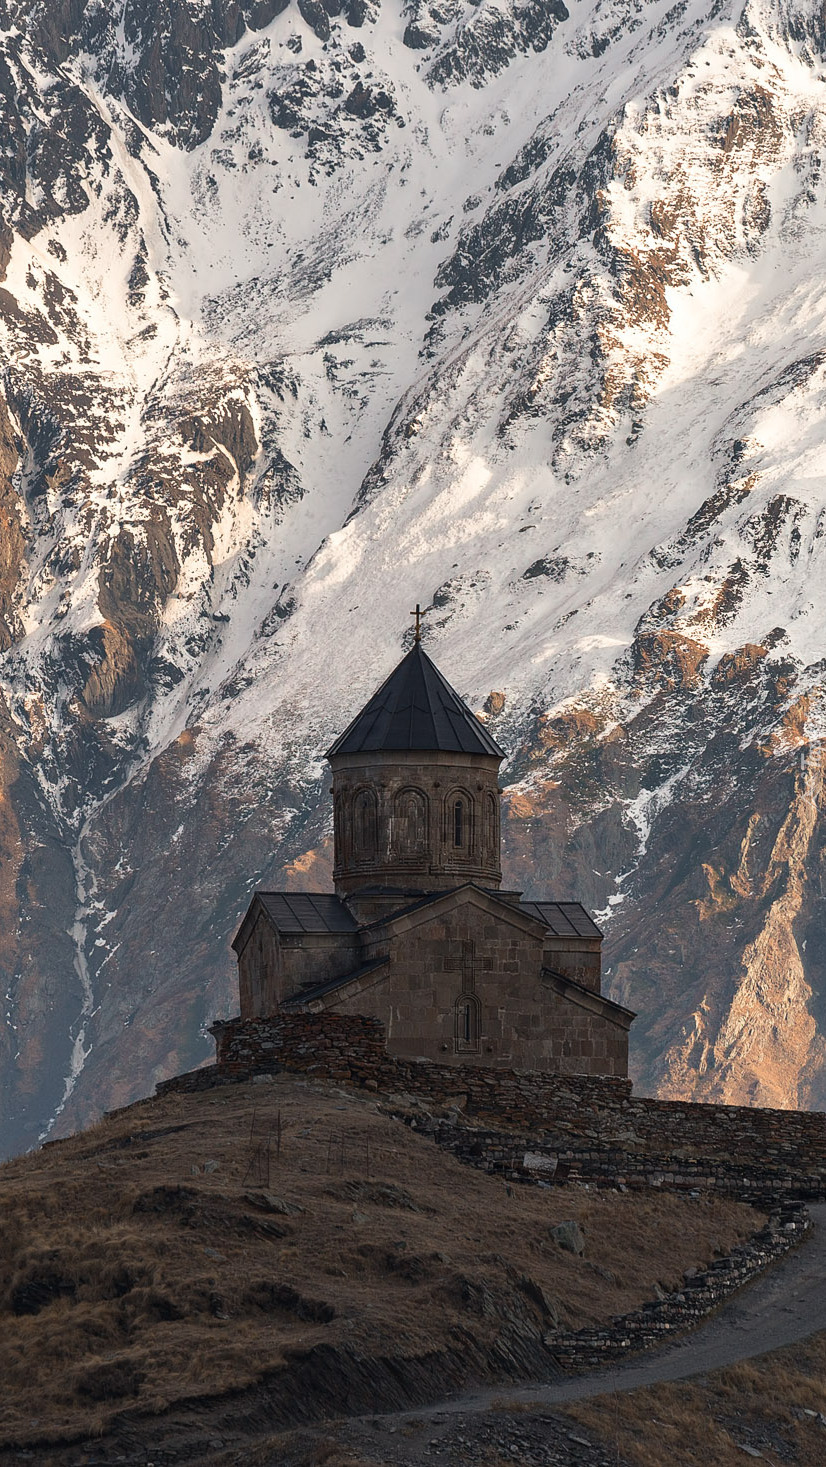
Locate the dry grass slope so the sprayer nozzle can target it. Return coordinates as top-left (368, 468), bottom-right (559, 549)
top-left (0, 1073), bottom-right (763, 1454)
top-left (570, 1332), bottom-right (826, 1466)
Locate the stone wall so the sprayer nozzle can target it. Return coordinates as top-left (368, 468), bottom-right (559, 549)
top-left (536, 982), bottom-right (629, 1076)
top-left (207, 1009), bottom-right (631, 1099)
top-left (546, 1204), bottom-right (809, 1371)
top-left (351, 902), bottom-right (548, 1065)
top-left (238, 914), bottom-right (360, 1018)
top-left (543, 935), bottom-right (601, 993)
top-left (158, 1012), bottom-right (826, 1200)
top-left (209, 1011), bottom-right (388, 1084)
top-left (401, 1112), bottom-right (826, 1203)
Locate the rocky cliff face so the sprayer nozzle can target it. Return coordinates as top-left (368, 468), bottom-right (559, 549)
top-left (0, 0), bottom-right (825, 1151)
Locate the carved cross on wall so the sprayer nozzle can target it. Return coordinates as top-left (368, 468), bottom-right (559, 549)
top-left (446, 939), bottom-right (476, 994)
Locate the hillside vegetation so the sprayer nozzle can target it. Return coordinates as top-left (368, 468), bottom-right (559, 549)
top-left (0, 1073), bottom-right (761, 1462)
top-left (571, 1332), bottom-right (826, 1467)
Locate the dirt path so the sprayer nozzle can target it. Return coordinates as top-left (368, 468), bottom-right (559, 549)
top-left (337, 1202), bottom-right (826, 1464)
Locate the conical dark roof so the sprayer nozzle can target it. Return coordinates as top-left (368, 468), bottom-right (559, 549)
top-left (326, 643), bottom-right (505, 760)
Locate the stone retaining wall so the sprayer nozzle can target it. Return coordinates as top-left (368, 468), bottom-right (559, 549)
top-left (400, 1113), bottom-right (826, 1202)
top-left (154, 1012), bottom-right (826, 1200)
top-left (546, 1203), bottom-right (809, 1372)
top-left (206, 1011), bottom-right (633, 1116)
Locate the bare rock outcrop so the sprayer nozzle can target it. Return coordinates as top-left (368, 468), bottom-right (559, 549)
top-left (0, 0), bottom-right (825, 1148)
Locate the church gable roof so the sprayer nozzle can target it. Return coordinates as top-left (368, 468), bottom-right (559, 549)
top-left (283, 955), bottom-right (390, 1008)
top-left (520, 901), bottom-right (603, 940)
top-left (232, 891), bottom-right (357, 952)
top-left (366, 883), bottom-right (548, 939)
top-left (326, 642), bottom-right (505, 760)
top-left (361, 888), bottom-right (602, 942)
top-left (542, 968), bottom-right (635, 1027)
top-left (256, 892), bottom-right (359, 933)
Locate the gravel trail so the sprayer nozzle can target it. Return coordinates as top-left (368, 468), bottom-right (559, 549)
top-left (340, 1202), bottom-right (826, 1464)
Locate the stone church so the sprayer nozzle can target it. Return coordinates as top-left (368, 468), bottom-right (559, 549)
top-left (232, 638), bottom-right (634, 1076)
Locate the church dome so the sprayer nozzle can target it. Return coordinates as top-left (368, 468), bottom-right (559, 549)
top-left (326, 642), bottom-right (505, 759)
top-left (327, 643), bottom-right (504, 900)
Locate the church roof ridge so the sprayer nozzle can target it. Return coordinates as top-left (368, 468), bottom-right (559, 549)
top-left (282, 955), bottom-right (390, 1008)
top-left (232, 891), bottom-right (358, 947)
top-left (354, 883), bottom-right (561, 935)
top-left (325, 642), bottom-right (505, 760)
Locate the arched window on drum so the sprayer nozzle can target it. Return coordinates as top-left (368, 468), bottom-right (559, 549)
top-left (394, 787), bottom-right (428, 856)
top-left (353, 787), bottom-right (378, 861)
top-left (448, 789), bottom-right (473, 858)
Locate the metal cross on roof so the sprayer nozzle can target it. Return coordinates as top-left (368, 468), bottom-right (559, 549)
top-left (325, 621), bottom-right (506, 759)
top-left (410, 603), bottom-right (424, 642)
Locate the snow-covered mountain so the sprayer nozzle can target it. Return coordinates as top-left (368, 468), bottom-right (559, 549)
top-left (0, 0), bottom-right (825, 1153)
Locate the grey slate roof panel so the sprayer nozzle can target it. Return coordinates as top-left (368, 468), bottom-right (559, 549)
top-left (257, 892), bottom-right (359, 934)
top-left (326, 642), bottom-right (505, 759)
top-left (255, 890), bottom-right (599, 938)
top-left (520, 901), bottom-right (603, 939)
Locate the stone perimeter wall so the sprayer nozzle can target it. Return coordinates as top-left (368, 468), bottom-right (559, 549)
top-left (158, 1012), bottom-right (826, 1200)
top-left (546, 1203), bottom-right (808, 1372)
top-left (153, 1015), bottom-right (816, 1381)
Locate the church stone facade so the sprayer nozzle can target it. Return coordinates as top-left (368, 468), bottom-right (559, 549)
top-left (232, 641), bottom-right (634, 1076)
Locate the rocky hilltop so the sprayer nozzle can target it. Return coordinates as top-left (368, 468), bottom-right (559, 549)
top-left (0, 0), bottom-right (825, 1151)
top-left (0, 1069), bottom-right (760, 1461)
